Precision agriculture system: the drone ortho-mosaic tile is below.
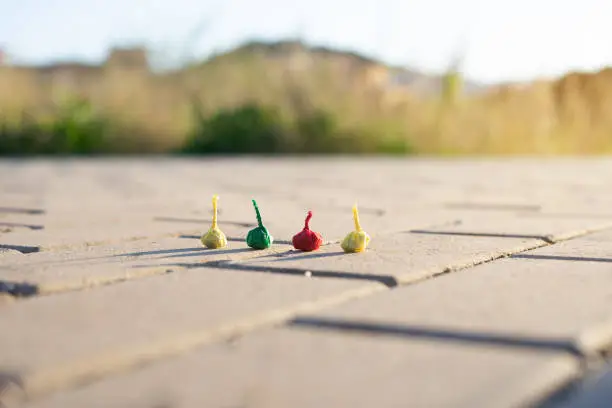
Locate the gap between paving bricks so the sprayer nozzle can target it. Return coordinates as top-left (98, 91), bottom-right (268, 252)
top-left (0, 207), bottom-right (46, 215)
top-left (9, 222), bottom-right (612, 402)
top-left (0, 266), bottom-right (183, 298)
top-left (408, 230), bottom-right (557, 244)
top-left (444, 202), bottom-right (542, 212)
top-left (0, 244), bottom-right (40, 254)
top-left (0, 228), bottom-right (206, 255)
top-left (287, 316), bottom-right (586, 357)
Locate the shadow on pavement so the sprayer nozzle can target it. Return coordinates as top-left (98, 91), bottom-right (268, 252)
top-left (0, 207), bottom-right (45, 215)
top-left (0, 222), bottom-right (44, 231)
top-left (164, 248), bottom-right (256, 259)
top-left (143, 261), bottom-right (398, 288)
top-left (114, 247), bottom-right (204, 258)
top-left (408, 229), bottom-right (551, 241)
top-left (268, 251), bottom-right (346, 262)
top-left (288, 316), bottom-right (583, 356)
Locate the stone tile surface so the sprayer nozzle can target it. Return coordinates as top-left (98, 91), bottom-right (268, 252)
top-left (2, 158), bottom-right (612, 408)
top-left (27, 328), bottom-right (578, 408)
top-left (293, 231), bottom-right (612, 356)
top-left (409, 214), bottom-right (612, 242)
top-left (0, 267), bottom-right (379, 398)
top-left (0, 236), bottom-right (293, 294)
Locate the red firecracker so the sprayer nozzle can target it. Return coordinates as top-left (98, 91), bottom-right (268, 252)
top-left (292, 210), bottom-right (323, 251)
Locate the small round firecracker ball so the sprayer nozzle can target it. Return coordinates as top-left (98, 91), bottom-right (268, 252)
top-left (341, 204), bottom-right (370, 253)
top-left (246, 199), bottom-right (274, 249)
top-left (201, 194), bottom-right (228, 249)
top-left (292, 210), bottom-right (323, 252)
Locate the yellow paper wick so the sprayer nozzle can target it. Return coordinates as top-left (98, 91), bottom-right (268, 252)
top-left (352, 204), bottom-right (362, 232)
top-left (212, 194), bottom-right (219, 228)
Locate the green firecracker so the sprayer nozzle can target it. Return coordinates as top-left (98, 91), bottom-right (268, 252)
top-left (246, 199), bottom-right (273, 249)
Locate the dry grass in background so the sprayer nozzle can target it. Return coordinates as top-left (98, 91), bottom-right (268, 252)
top-left (1, 41), bottom-right (612, 155)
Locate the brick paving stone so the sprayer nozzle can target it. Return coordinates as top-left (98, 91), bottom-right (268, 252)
top-left (25, 325), bottom-right (579, 408)
top-left (409, 213), bottom-right (612, 242)
top-left (0, 237), bottom-right (293, 294)
top-left (0, 222), bottom-right (204, 252)
top-left (0, 292), bottom-right (14, 305)
top-left (289, 230), bottom-right (612, 356)
top-left (0, 266), bottom-right (380, 399)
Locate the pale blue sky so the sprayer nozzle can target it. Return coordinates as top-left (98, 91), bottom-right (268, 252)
top-left (2, 0), bottom-right (611, 83)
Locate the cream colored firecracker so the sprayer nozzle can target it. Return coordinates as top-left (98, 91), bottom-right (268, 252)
top-left (201, 194), bottom-right (227, 249)
top-left (341, 204), bottom-right (370, 253)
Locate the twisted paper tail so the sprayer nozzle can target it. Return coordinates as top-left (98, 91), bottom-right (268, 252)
top-left (304, 210), bottom-right (313, 230)
top-left (212, 194), bottom-right (219, 228)
top-left (252, 199), bottom-right (263, 227)
top-left (352, 204), bottom-right (362, 232)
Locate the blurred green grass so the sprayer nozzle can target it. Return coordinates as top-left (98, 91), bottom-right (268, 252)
top-left (2, 40), bottom-right (612, 156)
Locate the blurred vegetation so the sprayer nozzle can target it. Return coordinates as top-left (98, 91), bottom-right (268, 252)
top-left (2, 40), bottom-right (612, 156)
top-left (181, 103), bottom-right (411, 154)
top-left (0, 98), bottom-right (111, 155)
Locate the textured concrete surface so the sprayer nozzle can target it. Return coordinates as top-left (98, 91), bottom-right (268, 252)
top-left (28, 331), bottom-right (578, 408)
top-left (291, 230), bottom-right (612, 356)
top-left (3, 157), bottom-right (612, 408)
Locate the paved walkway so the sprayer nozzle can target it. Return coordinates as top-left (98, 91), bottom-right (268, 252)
top-left (2, 157), bottom-right (612, 408)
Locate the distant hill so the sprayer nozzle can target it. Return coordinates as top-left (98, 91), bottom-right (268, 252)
top-left (196, 39), bottom-right (490, 98)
